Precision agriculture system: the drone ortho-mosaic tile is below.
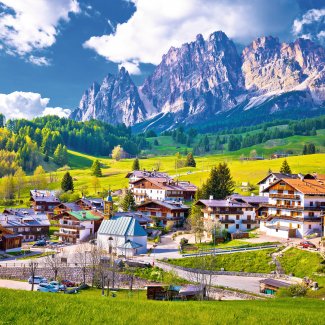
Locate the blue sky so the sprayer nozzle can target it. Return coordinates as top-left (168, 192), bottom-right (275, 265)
top-left (0, 0), bottom-right (324, 120)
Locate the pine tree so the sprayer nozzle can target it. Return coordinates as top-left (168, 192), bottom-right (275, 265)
top-left (132, 158), bottom-right (140, 171)
top-left (61, 172), bottom-right (74, 192)
top-left (53, 144), bottom-right (68, 166)
top-left (91, 160), bottom-right (102, 177)
top-left (121, 189), bottom-right (136, 212)
top-left (201, 163), bottom-right (234, 200)
top-left (280, 159), bottom-right (292, 174)
top-left (302, 144), bottom-right (308, 155)
top-left (185, 152), bottom-right (196, 167)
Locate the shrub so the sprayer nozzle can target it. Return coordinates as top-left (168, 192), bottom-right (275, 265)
top-left (180, 238), bottom-right (189, 246)
top-left (287, 284), bottom-right (307, 297)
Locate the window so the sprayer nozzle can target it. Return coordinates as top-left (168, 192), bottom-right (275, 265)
top-left (247, 224), bottom-right (251, 229)
top-left (236, 224), bottom-right (239, 229)
top-left (297, 224), bottom-right (300, 229)
top-left (280, 182), bottom-right (285, 186)
top-left (308, 212), bottom-right (314, 217)
top-left (309, 225), bottom-right (312, 229)
top-left (225, 224), bottom-right (228, 229)
top-left (236, 215), bottom-right (240, 220)
top-left (310, 202), bottom-right (314, 207)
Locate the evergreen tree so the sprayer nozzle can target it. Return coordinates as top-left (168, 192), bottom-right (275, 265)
top-left (91, 159), bottom-right (102, 177)
top-left (302, 144), bottom-right (308, 155)
top-left (185, 152), bottom-right (196, 167)
top-left (53, 144), bottom-right (68, 166)
top-left (132, 158), bottom-right (140, 171)
top-left (121, 189), bottom-right (136, 211)
top-left (280, 159), bottom-right (292, 174)
top-left (307, 143), bottom-right (316, 154)
top-left (201, 163), bottom-right (235, 199)
top-left (61, 172), bottom-right (74, 192)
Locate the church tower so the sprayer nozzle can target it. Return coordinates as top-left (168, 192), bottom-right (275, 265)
top-left (104, 189), bottom-right (113, 219)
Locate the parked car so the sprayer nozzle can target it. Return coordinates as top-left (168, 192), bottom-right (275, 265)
top-left (33, 240), bottom-right (47, 247)
top-left (299, 241), bottom-right (316, 249)
top-left (28, 276), bottom-right (47, 284)
top-left (61, 279), bottom-right (76, 287)
top-left (37, 283), bottom-right (59, 293)
top-left (49, 281), bottom-right (66, 291)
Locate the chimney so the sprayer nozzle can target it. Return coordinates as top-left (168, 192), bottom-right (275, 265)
top-left (209, 195), bottom-right (213, 200)
top-left (82, 212), bottom-right (87, 219)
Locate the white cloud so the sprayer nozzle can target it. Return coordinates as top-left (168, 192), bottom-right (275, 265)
top-left (118, 61), bottom-right (141, 75)
top-left (0, 0), bottom-right (80, 59)
top-left (293, 9), bottom-right (325, 44)
top-left (28, 56), bottom-right (51, 66)
top-left (83, 0), bottom-right (299, 73)
top-left (0, 91), bottom-right (71, 120)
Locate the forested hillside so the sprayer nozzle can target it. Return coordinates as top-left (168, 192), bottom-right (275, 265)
top-left (0, 115), bottom-right (151, 175)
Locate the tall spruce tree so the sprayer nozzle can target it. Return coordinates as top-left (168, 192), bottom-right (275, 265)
top-left (201, 163), bottom-right (234, 200)
top-left (61, 172), bottom-right (74, 192)
top-left (121, 189), bottom-right (136, 211)
top-left (132, 158), bottom-right (140, 171)
top-left (280, 159), bottom-right (292, 174)
top-left (185, 152), bottom-right (196, 167)
top-left (91, 160), bottom-right (102, 177)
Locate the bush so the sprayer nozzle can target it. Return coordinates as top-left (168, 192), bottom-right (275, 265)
top-left (287, 284), bottom-right (307, 297)
top-left (180, 238), bottom-right (189, 246)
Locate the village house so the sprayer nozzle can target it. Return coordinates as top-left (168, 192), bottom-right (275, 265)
top-left (136, 200), bottom-right (190, 227)
top-left (0, 209), bottom-right (50, 241)
top-left (53, 202), bottom-right (83, 216)
top-left (75, 197), bottom-right (104, 211)
top-left (0, 225), bottom-right (22, 252)
top-left (129, 175), bottom-right (197, 203)
top-left (259, 177), bottom-right (325, 239)
top-left (53, 210), bottom-right (103, 244)
top-left (97, 216), bottom-right (147, 257)
top-left (258, 173), bottom-right (300, 196)
top-left (196, 197), bottom-right (259, 236)
top-left (30, 190), bottom-right (61, 212)
top-left (113, 211), bottom-right (151, 228)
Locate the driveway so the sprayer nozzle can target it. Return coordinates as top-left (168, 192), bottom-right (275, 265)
top-left (155, 261), bottom-right (266, 294)
top-left (0, 279), bottom-right (32, 291)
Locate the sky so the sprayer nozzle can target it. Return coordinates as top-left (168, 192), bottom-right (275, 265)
top-left (0, 0), bottom-right (324, 120)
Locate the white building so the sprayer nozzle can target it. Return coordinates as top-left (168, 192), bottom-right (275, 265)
top-left (257, 173), bottom-right (300, 196)
top-left (97, 216), bottom-right (147, 257)
top-left (196, 198), bottom-right (259, 236)
top-left (55, 211), bottom-right (102, 244)
top-left (259, 178), bottom-right (325, 239)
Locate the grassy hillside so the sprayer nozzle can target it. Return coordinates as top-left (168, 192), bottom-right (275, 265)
top-left (0, 288), bottom-right (324, 324)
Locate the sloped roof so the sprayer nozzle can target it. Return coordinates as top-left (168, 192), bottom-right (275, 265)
top-left (230, 194), bottom-right (269, 204)
top-left (137, 200), bottom-right (189, 211)
top-left (196, 199), bottom-right (252, 208)
top-left (98, 216), bottom-right (147, 237)
top-left (263, 178), bottom-right (325, 195)
top-left (257, 173), bottom-right (300, 185)
top-left (0, 214), bottom-right (50, 227)
top-left (68, 211), bottom-right (102, 221)
top-left (118, 240), bottom-right (143, 249)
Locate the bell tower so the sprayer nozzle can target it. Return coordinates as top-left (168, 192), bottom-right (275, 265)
top-left (104, 189), bottom-right (113, 219)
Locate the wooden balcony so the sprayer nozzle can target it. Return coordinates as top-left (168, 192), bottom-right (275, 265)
top-left (58, 224), bottom-right (85, 230)
top-left (269, 193), bottom-right (300, 200)
top-left (54, 232), bottom-right (79, 238)
top-left (262, 204), bottom-right (303, 211)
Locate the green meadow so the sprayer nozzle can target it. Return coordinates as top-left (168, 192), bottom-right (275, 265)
top-left (0, 288), bottom-right (324, 325)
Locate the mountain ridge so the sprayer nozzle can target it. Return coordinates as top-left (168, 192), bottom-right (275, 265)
top-left (70, 31), bottom-right (325, 132)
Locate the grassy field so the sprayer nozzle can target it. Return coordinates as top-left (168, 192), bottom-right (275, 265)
top-left (278, 248), bottom-right (325, 298)
top-left (165, 249), bottom-right (276, 273)
top-left (1, 150), bottom-right (325, 211)
top-left (0, 288), bottom-right (324, 324)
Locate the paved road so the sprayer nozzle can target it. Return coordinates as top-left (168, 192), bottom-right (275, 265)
top-left (0, 279), bottom-right (32, 291)
top-left (155, 262), bottom-right (265, 294)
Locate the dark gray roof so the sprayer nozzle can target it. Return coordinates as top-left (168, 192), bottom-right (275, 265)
top-left (113, 212), bottom-right (151, 223)
top-left (0, 213), bottom-right (50, 227)
top-left (30, 190), bottom-right (60, 202)
top-left (259, 279), bottom-right (290, 288)
top-left (230, 195), bottom-right (269, 204)
top-left (257, 173), bottom-right (300, 185)
top-left (138, 200), bottom-right (189, 211)
top-left (196, 199), bottom-right (252, 208)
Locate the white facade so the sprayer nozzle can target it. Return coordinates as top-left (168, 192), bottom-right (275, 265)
top-left (59, 219), bottom-right (96, 243)
top-left (260, 181), bottom-right (324, 239)
top-left (97, 234), bottom-right (147, 256)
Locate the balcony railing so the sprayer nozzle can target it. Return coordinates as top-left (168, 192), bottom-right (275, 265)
top-left (54, 231), bottom-right (79, 238)
top-left (269, 193), bottom-right (300, 200)
top-left (262, 204), bottom-right (303, 210)
top-left (56, 223), bottom-right (85, 230)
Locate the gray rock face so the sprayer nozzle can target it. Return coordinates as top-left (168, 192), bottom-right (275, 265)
top-left (71, 67), bottom-right (146, 126)
top-left (72, 32), bottom-right (325, 130)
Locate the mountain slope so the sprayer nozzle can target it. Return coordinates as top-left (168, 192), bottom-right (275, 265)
top-left (70, 67), bottom-right (146, 126)
top-left (72, 32), bottom-right (325, 132)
